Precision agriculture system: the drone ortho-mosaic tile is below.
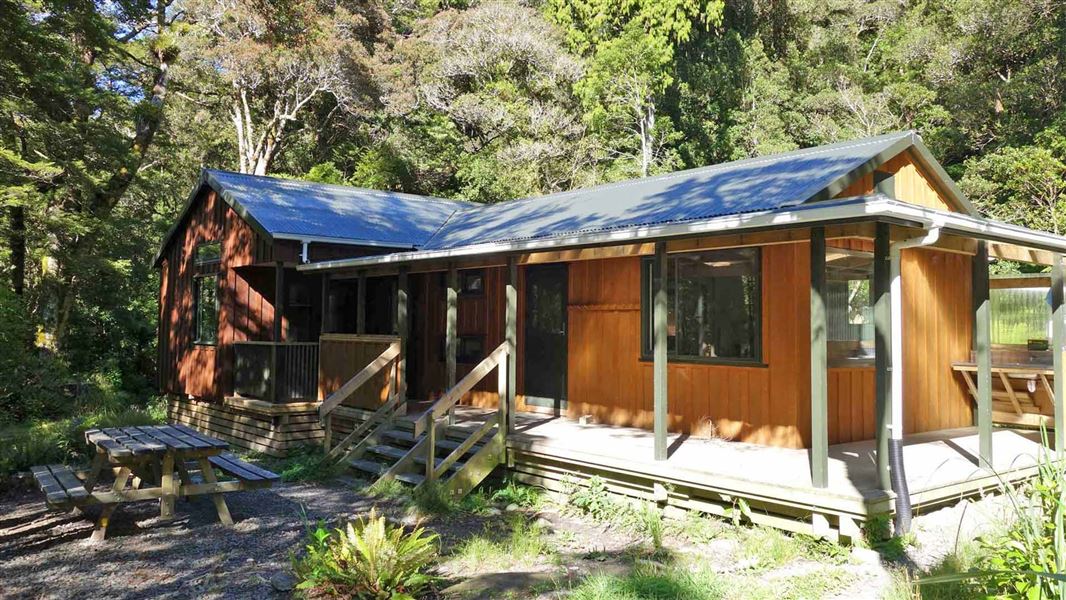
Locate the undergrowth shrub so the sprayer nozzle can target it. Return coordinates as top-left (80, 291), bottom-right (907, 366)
top-left (255, 446), bottom-right (344, 483)
top-left (490, 478), bottom-right (542, 508)
top-left (292, 509), bottom-right (439, 599)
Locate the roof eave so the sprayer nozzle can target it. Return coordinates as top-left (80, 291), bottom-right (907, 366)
top-left (297, 196), bottom-right (1066, 274)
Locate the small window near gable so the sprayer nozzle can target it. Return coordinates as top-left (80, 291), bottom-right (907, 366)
top-left (195, 241), bottom-right (221, 265)
top-left (460, 270), bottom-right (485, 296)
top-left (195, 275), bottom-right (219, 345)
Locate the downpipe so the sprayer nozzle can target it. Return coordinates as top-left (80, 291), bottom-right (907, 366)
top-left (888, 226), bottom-right (941, 535)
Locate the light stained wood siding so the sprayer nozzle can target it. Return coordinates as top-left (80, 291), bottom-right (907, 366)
top-left (835, 150), bottom-right (961, 213)
top-left (901, 247), bottom-right (974, 433)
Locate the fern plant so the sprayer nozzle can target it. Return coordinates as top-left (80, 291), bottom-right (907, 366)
top-left (292, 509), bottom-right (439, 599)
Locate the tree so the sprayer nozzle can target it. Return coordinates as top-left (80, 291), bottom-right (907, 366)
top-left (0, 0), bottom-right (180, 347)
top-left (180, 0), bottom-right (391, 175)
top-left (547, 0), bottom-right (725, 177)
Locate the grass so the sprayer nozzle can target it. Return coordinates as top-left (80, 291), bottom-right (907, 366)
top-left (249, 445), bottom-right (346, 483)
top-left (566, 564), bottom-right (725, 600)
top-left (0, 399), bottom-right (165, 480)
top-left (448, 515), bottom-right (552, 572)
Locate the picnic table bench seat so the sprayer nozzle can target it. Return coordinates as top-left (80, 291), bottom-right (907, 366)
top-left (204, 453), bottom-right (280, 488)
top-left (31, 465), bottom-right (89, 510)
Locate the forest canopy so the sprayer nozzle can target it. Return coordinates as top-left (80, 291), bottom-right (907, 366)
top-left (1, 0), bottom-right (1064, 418)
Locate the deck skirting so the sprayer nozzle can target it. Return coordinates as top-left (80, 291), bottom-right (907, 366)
top-left (167, 395), bottom-right (326, 457)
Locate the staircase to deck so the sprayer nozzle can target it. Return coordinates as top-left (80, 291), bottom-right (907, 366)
top-left (318, 341), bottom-right (511, 498)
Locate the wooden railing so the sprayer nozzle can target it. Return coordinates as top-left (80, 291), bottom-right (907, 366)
top-left (233, 341), bottom-right (319, 402)
top-left (414, 341), bottom-right (509, 483)
top-left (319, 341), bottom-right (402, 458)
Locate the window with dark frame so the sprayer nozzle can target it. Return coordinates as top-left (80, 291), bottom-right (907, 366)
top-left (194, 275), bottom-right (219, 345)
top-left (195, 241), bottom-right (222, 265)
top-left (460, 270), bottom-right (485, 296)
top-left (642, 247), bottom-right (761, 363)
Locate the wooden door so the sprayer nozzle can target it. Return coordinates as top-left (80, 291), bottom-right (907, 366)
top-left (524, 264), bottom-right (569, 411)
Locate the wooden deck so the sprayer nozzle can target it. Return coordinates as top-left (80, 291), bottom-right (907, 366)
top-left (445, 407), bottom-right (1048, 539)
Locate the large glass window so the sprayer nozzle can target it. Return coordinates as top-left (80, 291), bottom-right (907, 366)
top-left (826, 248), bottom-right (874, 362)
top-left (195, 275), bottom-right (219, 345)
top-left (642, 248), bottom-right (761, 362)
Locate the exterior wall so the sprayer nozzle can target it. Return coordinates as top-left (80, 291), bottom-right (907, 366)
top-left (563, 244), bottom-right (973, 449)
top-left (159, 190), bottom-right (271, 401)
top-left (836, 149), bottom-right (960, 213)
top-left (158, 189), bottom-right (372, 402)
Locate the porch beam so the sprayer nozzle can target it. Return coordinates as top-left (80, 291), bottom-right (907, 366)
top-left (873, 223), bottom-right (891, 491)
top-left (810, 227), bottom-right (829, 488)
top-left (320, 273), bottom-right (331, 335)
top-left (653, 241), bottom-right (668, 461)
top-left (1053, 254), bottom-right (1065, 453)
top-left (356, 270), bottom-right (367, 335)
top-left (397, 267), bottom-right (408, 403)
top-left (973, 241), bottom-right (993, 466)
top-left (505, 257), bottom-right (518, 435)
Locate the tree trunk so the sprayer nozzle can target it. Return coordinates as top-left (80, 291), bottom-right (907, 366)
top-left (7, 203), bottom-right (25, 295)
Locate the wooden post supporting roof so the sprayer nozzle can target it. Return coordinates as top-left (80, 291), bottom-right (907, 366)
top-left (446, 265), bottom-right (458, 425)
top-left (397, 267), bottom-right (409, 403)
top-left (1053, 255), bottom-right (1066, 454)
top-left (973, 242), bottom-right (992, 467)
top-left (320, 273), bottom-right (331, 335)
top-left (271, 261), bottom-right (285, 403)
top-left (356, 270), bottom-right (366, 335)
top-left (810, 227), bottom-right (829, 488)
top-left (505, 257), bottom-right (518, 435)
top-left (653, 242), bottom-right (668, 461)
top-left (873, 223), bottom-right (891, 491)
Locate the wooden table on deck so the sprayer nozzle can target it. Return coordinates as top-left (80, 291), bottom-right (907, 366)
top-left (952, 362), bottom-right (1055, 427)
top-left (54, 425), bottom-right (275, 540)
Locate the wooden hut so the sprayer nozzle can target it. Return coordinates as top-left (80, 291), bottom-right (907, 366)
top-left (157, 131), bottom-right (1066, 538)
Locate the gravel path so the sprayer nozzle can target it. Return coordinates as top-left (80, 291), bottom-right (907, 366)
top-left (0, 482), bottom-right (377, 600)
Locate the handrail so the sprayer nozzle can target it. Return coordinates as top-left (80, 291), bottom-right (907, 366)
top-left (413, 342), bottom-right (509, 438)
top-left (325, 362), bottom-right (399, 461)
top-left (415, 341), bottom-right (509, 483)
top-left (319, 342), bottom-right (400, 418)
top-left (433, 417), bottom-right (497, 480)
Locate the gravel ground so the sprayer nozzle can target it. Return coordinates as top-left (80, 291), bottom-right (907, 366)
top-left (0, 481), bottom-right (377, 600)
top-left (0, 477), bottom-right (1019, 600)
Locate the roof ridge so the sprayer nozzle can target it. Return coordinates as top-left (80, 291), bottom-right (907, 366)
top-left (471, 131), bottom-right (915, 211)
top-left (205, 169), bottom-right (473, 208)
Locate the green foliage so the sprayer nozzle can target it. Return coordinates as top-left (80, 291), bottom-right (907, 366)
top-left (971, 435), bottom-right (1066, 597)
top-left (490, 478), bottom-right (543, 509)
top-left (448, 515), bottom-right (550, 571)
top-left (255, 446), bottom-right (345, 483)
top-left (409, 481), bottom-right (459, 516)
top-left (567, 476), bottom-right (617, 521)
top-left (567, 564), bottom-right (724, 600)
top-left (292, 510), bottom-right (439, 599)
top-left (0, 402), bottom-right (164, 478)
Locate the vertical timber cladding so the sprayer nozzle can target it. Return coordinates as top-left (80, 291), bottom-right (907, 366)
top-left (564, 241), bottom-right (974, 450)
top-left (566, 248), bottom-right (813, 449)
top-left (158, 189), bottom-right (276, 402)
top-left (415, 267), bottom-right (531, 409)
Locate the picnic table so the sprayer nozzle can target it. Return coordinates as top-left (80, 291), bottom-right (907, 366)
top-left (30, 424), bottom-right (278, 541)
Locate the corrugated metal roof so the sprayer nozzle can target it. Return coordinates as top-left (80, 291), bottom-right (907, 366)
top-left (420, 131), bottom-right (917, 250)
top-left (204, 169), bottom-right (472, 248)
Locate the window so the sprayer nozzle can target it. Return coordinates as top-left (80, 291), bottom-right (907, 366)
top-left (991, 287), bottom-right (1051, 345)
top-left (195, 241), bottom-right (221, 265)
top-left (438, 335), bottom-right (487, 364)
top-left (642, 248), bottom-right (761, 363)
top-left (458, 336), bottom-right (485, 363)
top-left (194, 275), bottom-right (219, 344)
top-left (460, 270), bottom-right (485, 296)
top-left (825, 249), bottom-right (874, 362)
